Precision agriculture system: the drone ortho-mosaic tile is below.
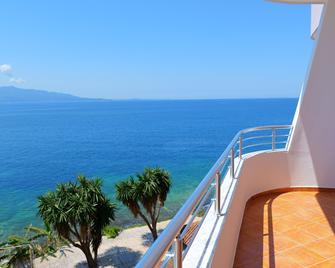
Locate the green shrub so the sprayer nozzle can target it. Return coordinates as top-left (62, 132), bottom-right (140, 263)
top-left (102, 226), bottom-right (122, 239)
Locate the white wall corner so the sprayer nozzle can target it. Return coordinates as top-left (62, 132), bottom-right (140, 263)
top-left (311, 4), bottom-right (324, 39)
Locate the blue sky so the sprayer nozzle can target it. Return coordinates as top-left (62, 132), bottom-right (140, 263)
top-left (0, 1), bottom-right (313, 99)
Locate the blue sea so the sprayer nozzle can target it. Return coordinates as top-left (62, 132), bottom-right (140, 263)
top-left (0, 99), bottom-right (297, 240)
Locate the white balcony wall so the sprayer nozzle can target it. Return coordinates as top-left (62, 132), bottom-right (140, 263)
top-left (210, 151), bottom-right (291, 267)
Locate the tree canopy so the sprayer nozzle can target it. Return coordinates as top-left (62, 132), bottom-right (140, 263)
top-left (115, 167), bottom-right (171, 240)
top-left (38, 176), bottom-right (116, 268)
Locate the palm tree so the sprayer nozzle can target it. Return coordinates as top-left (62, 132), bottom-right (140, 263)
top-left (115, 167), bottom-right (171, 240)
top-left (38, 176), bottom-right (116, 268)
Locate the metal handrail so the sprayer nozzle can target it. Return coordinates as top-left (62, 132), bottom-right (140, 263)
top-left (242, 133), bottom-right (288, 142)
top-left (136, 125), bottom-right (292, 268)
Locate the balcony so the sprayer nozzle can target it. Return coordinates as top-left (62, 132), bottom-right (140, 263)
top-left (136, 125), bottom-right (293, 268)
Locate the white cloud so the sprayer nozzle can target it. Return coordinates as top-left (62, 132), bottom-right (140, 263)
top-left (0, 64), bottom-right (12, 74)
top-left (0, 64), bottom-right (25, 84)
top-left (9, 77), bottom-right (25, 84)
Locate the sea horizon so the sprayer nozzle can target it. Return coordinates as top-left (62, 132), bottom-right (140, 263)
top-left (0, 86), bottom-right (298, 103)
top-left (0, 98), bottom-right (297, 240)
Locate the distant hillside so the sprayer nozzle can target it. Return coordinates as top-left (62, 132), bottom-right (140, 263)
top-left (0, 86), bottom-right (91, 103)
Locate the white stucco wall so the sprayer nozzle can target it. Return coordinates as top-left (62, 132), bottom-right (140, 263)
top-left (288, 0), bottom-right (335, 188)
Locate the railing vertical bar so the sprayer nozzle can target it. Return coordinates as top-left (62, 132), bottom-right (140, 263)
top-left (174, 236), bottom-right (183, 268)
top-left (272, 128), bottom-right (276, 151)
top-left (231, 147), bottom-right (235, 178)
top-left (239, 136), bottom-right (243, 159)
top-left (216, 171), bottom-right (221, 215)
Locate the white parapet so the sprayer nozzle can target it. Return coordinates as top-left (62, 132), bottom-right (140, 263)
top-left (183, 168), bottom-right (238, 267)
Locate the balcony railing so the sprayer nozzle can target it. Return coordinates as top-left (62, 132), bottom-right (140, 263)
top-left (136, 125), bottom-right (292, 268)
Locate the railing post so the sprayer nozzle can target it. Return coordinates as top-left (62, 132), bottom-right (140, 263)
top-left (174, 236), bottom-right (183, 268)
top-left (231, 148), bottom-right (235, 178)
top-left (216, 171), bottom-right (221, 215)
top-left (239, 136), bottom-right (243, 159)
top-left (272, 128), bottom-right (276, 151)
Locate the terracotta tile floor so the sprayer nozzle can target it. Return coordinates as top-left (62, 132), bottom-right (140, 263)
top-left (233, 191), bottom-right (335, 268)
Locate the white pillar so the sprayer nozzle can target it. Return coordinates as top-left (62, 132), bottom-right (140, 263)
top-left (289, 0), bottom-right (335, 187)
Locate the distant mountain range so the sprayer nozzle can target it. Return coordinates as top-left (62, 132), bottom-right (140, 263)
top-left (0, 86), bottom-right (96, 103)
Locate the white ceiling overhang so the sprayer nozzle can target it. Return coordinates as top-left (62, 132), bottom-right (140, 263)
top-left (268, 0), bottom-right (326, 39)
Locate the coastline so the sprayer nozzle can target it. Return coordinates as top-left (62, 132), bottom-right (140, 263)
top-left (35, 220), bottom-right (170, 268)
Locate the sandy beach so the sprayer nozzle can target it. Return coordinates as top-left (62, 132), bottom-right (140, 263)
top-left (34, 221), bottom-right (170, 268)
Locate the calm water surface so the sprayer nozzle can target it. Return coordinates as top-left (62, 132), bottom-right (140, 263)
top-left (0, 99), bottom-right (297, 239)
